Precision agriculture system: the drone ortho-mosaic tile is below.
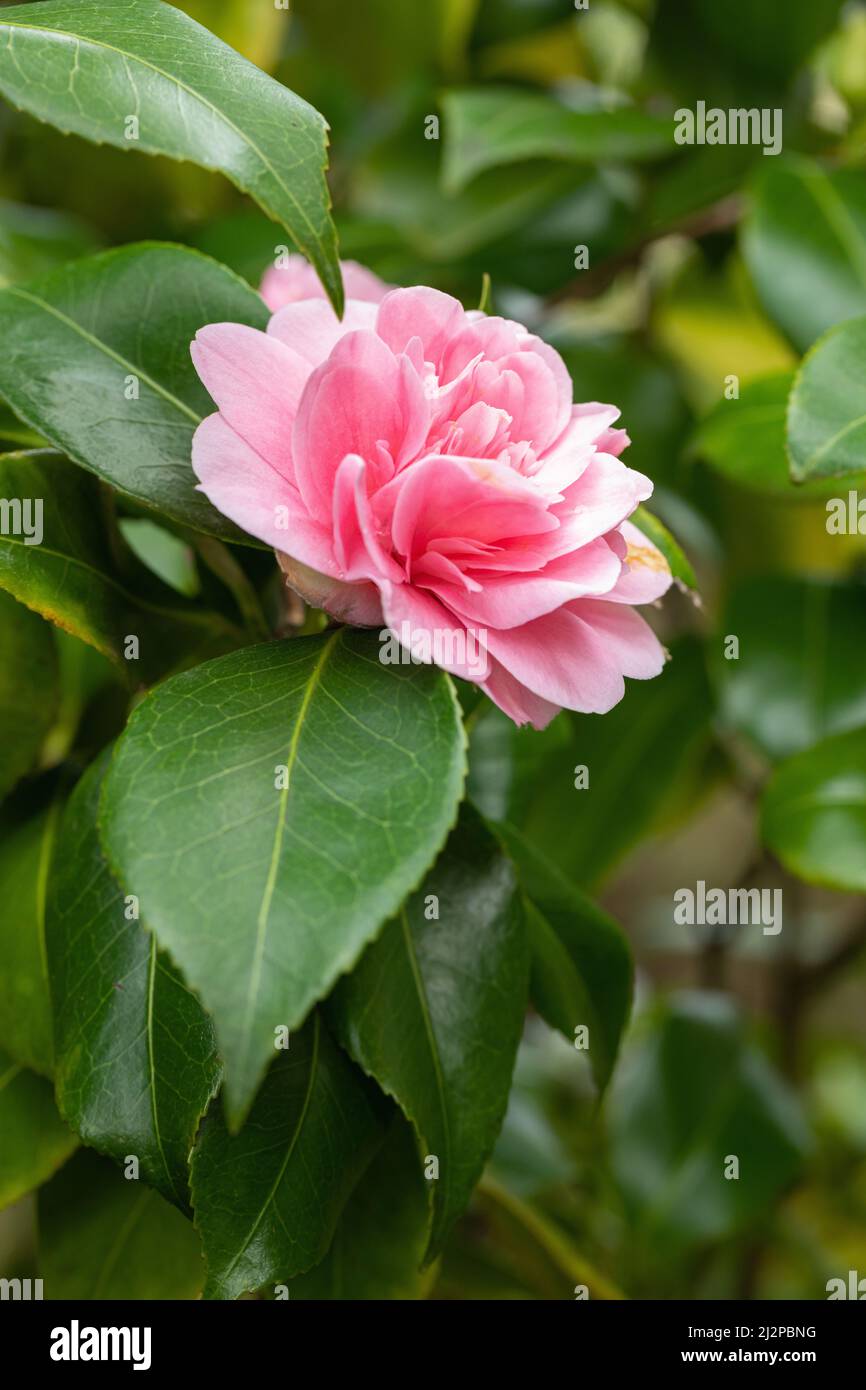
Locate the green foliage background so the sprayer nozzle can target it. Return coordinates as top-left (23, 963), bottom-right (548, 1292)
top-left (0, 0), bottom-right (865, 1301)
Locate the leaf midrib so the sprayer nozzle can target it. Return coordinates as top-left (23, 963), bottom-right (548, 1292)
top-left (236, 631), bottom-right (340, 1089)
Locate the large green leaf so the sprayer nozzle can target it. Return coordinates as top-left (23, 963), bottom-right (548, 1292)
top-left (0, 245), bottom-right (269, 539)
top-left (190, 1015), bottom-right (385, 1300)
top-left (762, 728), bottom-right (866, 892)
top-left (100, 630), bottom-right (466, 1125)
top-left (0, 590), bottom-right (57, 804)
top-left (498, 825), bottom-right (632, 1091)
top-left (0, 1051), bottom-right (76, 1211)
top-left (743, 157), bottom-right (866, 353)
top-left (0, 450), bottom-right (243, 679)
top-left (39, 1148), bottom-right (204, 1299)
top-left (0, 0), bottom-right (341, 310)
top-left (608, 993), bottom-right (810, 1254)
top-left (289, 1117), bottom-right (434, 1300)
top-left (0, 800), bottom-right (60, 1076)
top-left (787, 315), bottom-right (866, 483)
top-left (441, 88), bottom-right (674, 193)
top-left (714, 578), bottom-right (866, 762)
top-left (328, 805), bottom-right (527, 1261)
top-left (47, 752), bottom-right (220, 1209)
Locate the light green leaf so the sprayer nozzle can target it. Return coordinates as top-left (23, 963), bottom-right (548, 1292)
top-left (632, 505), bottom-right (697, 591)
top-left (787, 315), bottom-right (866, 483)
top-left (743, 157), bottom-right (866, 352)
top-left (714, 578), bottom-right (866, 762)
top-left (328, 804), bottom-right (527, 1261)
top-left (761, 727), bottom-right (866, 892)
top-left (0, 199), bottom-right (99, 287)
top-left (0, 0), bottom-right (341, 310)
top-left (39, 1148), bottom-right (204, 1298)
top-left (0, 245), bottom-right (269, 539)
top-left (191, 1015), bottom-right (385, 1300)
top-left (48, 751), bottom-right (220, 1209)
top-left (100, 630), bottom-right (466, 1125)
top-left (0, 450), bottom-right (243, 679)
top-left (0, 1050), bottom-right (76, 1211)
top-left (441, 87), bottom-right (675, 193)
top-left (0, 590), bottom-right (57, 804)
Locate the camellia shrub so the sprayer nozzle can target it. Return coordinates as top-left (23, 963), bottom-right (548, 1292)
top-left (0, 0), bottom-right (864, 1306)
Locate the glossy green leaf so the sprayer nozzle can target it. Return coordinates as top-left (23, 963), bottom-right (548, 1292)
top-left (441, 88), bottom-right (674, 193)
top-left (787, 315), bottom-right (866, 483)
top-left (289, 1117), bottom-right (434, 1300)
top-left (0, 0), bottom-right (341, 311)
top-left (48, 752), bottom-right (221, 1209)
top-left (0, 590), bottom-right (57, 804)
top-left (714, 578), bottom-right (866, 762)
top-left (743, 157), bottom-right (866, 353)
top-left (101, 630), bottom-right (466, 1125)
top-left (762, 728), bottom-right (866, 892)
top-left (0, 450), bottom-right (243, 680)
top-left (694, 371), bottom-right (795, 497)
top-left (0, 198), bottom-right (99, 286)
top-left (191, 1014), bottom-right (385, 1300)
top-left (497, 825), bottom-right (632, 1091)
top-left (39, 1148), bottom-right (204, 1299)
top-left (328, 804), bottom-right (527, 1261)
top-left (608, 993), bottom-right (810, 1251)
top-left (0, 800), bottom-right (60, 1076)
top-left (0, 1050), bottom-right (76, 1211)
top-left (0, 245), bottom-right (269, 539)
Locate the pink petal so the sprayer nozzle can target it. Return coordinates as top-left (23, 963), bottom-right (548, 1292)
top-left (376, 287), bottom-right (466, 367)
top-left (192, 414), bottom-right (335, 571)
top-left (605, 520), bottom-right (673, 604)
top-left (434, 537), bottom-right (622, 629)
top-left (260, 256), bottom-right (390, 312)
top-left (191, 323), bottom-right (311, 481)
top-left (267, 298), bottom-right (379, 368)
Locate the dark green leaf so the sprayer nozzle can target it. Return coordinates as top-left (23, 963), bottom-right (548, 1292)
top-left (0, 590), bottom-right (57, 804)
top-left (0, 799), bottom-right (60, 1076)
top-left (39, 1148), bottom-right (204, 1298)
top-left (0, 1050), bottom-right (76, 1211)
top-left (190, 1015), bottom-right (384, 1300)
top-left (0, 0), bottom-right (341, 310)
top-left (48, 751), bottom-right (220, 1209)
top-left (497, 824), bottom-right (632, 1091)
top-left (289, 1117), bottom-right (434, 1300)
top-left (743, 157), bottom-right (866, 353)
top-left (328, 804), bottom-right (527, 1261)
top-left (608, 992), bottom-right (810, 1250)
top-left (761, 727), bottom-right (866, 892)
top-left (714, 578), bottom-right (866, 762)
top-left (0, 245), bottom-right (269, 539)
top-left (441, 88), bottom-right (674, 193)
top-left (100, 630), bottom-right (466, 1125)
top-left (0, 450), bottom-right (243, 680)
top-left (787, 315), bottom-right (866, 483)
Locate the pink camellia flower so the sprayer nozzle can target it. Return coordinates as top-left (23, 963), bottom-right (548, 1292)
top-left (190, 279), bottom-right (672, 729)
top-left (260, 254), bottom-right (390, 312)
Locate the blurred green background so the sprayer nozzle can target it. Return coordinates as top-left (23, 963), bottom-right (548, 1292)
top-left (2, 0), bottom-right (866, 1300)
